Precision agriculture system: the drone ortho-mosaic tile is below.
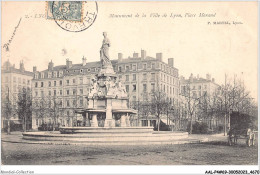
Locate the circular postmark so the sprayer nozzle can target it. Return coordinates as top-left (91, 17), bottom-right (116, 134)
top-left (51, 1), bottom-right (98, 32)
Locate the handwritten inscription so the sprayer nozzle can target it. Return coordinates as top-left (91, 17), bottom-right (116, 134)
top-left (3, 18), bottom-right (22, 52)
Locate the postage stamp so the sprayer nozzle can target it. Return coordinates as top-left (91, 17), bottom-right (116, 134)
top-left (46, 1), bottom-right (98, 32)
top-left (46, 1), bottom-right (83, 22)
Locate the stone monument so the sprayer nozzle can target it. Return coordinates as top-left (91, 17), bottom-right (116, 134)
top-left (86, 32), bottom-right (134, 127)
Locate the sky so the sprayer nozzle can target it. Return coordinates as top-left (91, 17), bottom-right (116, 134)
top-left (1, 1), bottom-right (258, 100)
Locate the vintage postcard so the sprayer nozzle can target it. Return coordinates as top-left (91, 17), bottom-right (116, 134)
top-left (1, 1), bottom-right (258, 174)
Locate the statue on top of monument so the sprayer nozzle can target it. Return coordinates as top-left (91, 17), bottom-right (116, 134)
top-left (100, 32), bottom-right (112, 68)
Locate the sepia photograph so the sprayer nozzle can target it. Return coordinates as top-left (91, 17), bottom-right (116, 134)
top-left (1, 1), bottom-right (258, 174)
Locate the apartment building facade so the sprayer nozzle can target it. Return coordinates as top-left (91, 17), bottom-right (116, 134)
top-left (1, 60), bottom-right (34, 130)
top-left (31, 50), bottom-right (180, 129)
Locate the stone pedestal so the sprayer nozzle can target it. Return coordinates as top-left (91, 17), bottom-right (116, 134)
top-left (104, 99), bottom-right (115, 127)
top-left (90, 114), bottom-right (98, 127)
top-left (126, 115), bottom-right (131, 127)
top-left (120, 115), bottom-right (127, 127)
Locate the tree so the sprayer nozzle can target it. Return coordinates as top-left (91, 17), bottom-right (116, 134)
top-left (150, 89), bottom-right (170, 131)
top-left (45, 95), bottom-right (63, 130)
top-left (180, 81), bottom-right (203, 134)
top-left (17, 87), bottom-right (32, 132)
top-left (139, 100), bottom-right (152, 127)
top-left (1, 87), bottom-right (14, 134)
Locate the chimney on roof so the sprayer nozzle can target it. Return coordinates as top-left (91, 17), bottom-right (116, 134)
top-left (66, 59), bottom-right (72, 69)
top-left (206, 73), bottom-right (211, 80)
top-left (156, 53), bottom-right (162, 61)
top-left (189, 73), bottom-right (194, 82)
top-left (133, 52), bottom-right (139, 58)
top-left (168, 58), bottom-right (174, 67)
top-left (141, 50), bottom-right (146, 59)
top-left (19, 60), bottom-right (25, 71)
top-left (82, 56), bottom-right (87, 66)
top-left (48, 60), bottom-right (54, 71)
top-left (118, 53), bottom-right (123, 61)
top-left (33, 66), bottom-right (37, 72)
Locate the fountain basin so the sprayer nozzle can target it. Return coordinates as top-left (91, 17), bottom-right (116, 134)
top-left (22, 129), bottom-right (189, 145)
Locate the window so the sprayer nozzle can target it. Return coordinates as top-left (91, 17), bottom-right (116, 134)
top-left (35, 91), bottom-right (38, 97)
top-left (49, 81), bottom-right (51, 87)
top-left (67, 100), bottom-right (70, 107)
top-left (41, 82), bottom-right (44, 87)
top-left (143, 64), bottom-right (147, 70)
top-left (49, 91), bottom-right (51, 96)
top-left (80, 78), bottom-right (83, 84)
top-left (80, 89), bottom-right (83, 94)
top-left (119, 75), bottom-right (122, 79)
top-left (125, 85), bottom-right (129, 92)
top-left (59, 71), bottom-right (63, 77)
top-left (54, 81), bottom-right (56, 86)
top-left (133, 96), bottom-right (136, 102)
top-left (60, 90), bottom-right (62, 95)
top-left (35, 82), bottom-right (38, 88)
top-left (132, 65), bottom-right (136, 71)
top-left (126, 66), bottom-right (129, 71)
top-left (204, 85), bottom-right (207, 89)
top-left (118, 67), bottom-right (122, 72)
top-left (143, 73), bottom-right (147, 80)
top-left (27, 80), bottom-right (30, 85)
top-left (73, 89), bottom-right (76, 95)
top-left (193, 86), bottom-right (196, 90)
top-left (23, 79), bottom-right (25, 84)
top-left (67, 80), bottom-right (69, 85)
top-left (143, 84), bottom-right (147, 92)
top-left (67, 90), bottom-right (70, 95)
top-left (73, 100), bottom-right (76, 106)
top-left (73, 79), bottom-right (76, 84)
top-left (151, 63), bottom-right (155, 69)
top-left (80, 99), bottom-right (83, 106)
top-left (60, 80), bottom-right (62, 86)
top-left (151, 73), bottom-right (155, 80)
top-left (13, 77), bottom-right (16, 83)
top-left (132, 84), bottom-right (136, 92)
top-left (199, 85), bottom-right (201, 90)
top-left (48, 72), bottom-right (52, 78)
top-left (164, 85), bottom-right (166, 92)
top-left (54, 90), bottom-right (56, 96)
top-left (151, 83), bottom-right (155, 91)
top-left (132, 74), bottom-right (136, 81)
top-left (125, 75), bottom-right (129, 81)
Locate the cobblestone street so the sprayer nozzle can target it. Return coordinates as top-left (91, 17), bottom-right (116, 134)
top-left (1, 135), bottom-right (257, 165)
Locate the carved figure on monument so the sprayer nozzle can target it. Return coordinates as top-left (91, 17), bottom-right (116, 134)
top-left (117, 81), bottom-right (128, 98)
top-left (89, 78), bottom-right (99, 97)
top-left (100, 32), bottom-right (112, 68)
